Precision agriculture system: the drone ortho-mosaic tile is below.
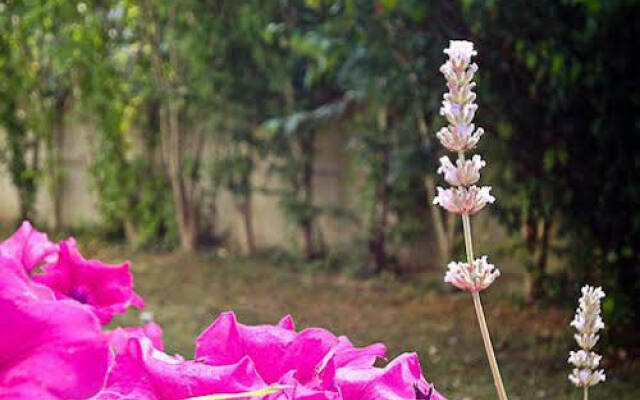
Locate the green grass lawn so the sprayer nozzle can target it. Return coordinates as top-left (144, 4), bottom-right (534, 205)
top-left (94, 245), bottom-right (639, 400)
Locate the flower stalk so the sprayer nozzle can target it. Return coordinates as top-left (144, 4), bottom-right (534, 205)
top-left (464, 208), bottom-right (508, 400)
top-left (433, 40), bottom-right (508, 400)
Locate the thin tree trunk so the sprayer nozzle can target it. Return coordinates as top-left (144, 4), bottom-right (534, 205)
top-left (144, 2), bottom-right (200, 252)
top-left (523, 213), bottom-right (538, 301)
top-left (416, 107), bottom-right (453, 267)
top-left (522, 205), bottom-right (553, 300)
top-left (238, 199), bottom-right (256, 255)
top-left (301, 220), bottom-right (316, 260)
top-left (166, 101), bottom-right (198, 252)
top-left (300, 132), bottom-right (317, 260)
top-left (368, 107), bottom-right (390, 273)
top-left (370, 151), bottom-right (390, 273)
top-left (426, 176), bottom-right (452, 267)
top-left (20, 136), bottom-right (40, 221)
top-left (51, 93), bottom-right (68, 230)
top-left (284, 82), bottom-right (317, 260)
top-left (531, 213), bottom-right (553, 298)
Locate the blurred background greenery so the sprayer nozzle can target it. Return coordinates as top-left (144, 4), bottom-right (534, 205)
top-left (1, 0), bottom-right (639, 397)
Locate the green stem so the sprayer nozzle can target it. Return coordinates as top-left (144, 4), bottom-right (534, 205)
top-left (584, 386), bottom-right (589, 400)
top-left (462, 212), bottom-right (509, 400)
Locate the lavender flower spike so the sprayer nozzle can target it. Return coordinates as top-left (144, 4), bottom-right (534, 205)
top-left (436, 40), bottom-right (485, 153)
top-left (433, 40), bottom-right (509, 400)
top-left (569, 285), bottom-right (606, 398)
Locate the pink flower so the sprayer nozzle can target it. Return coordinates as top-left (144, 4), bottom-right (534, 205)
top-left (444, 256), bottom-right (500, 292)
top-left (437, 155), bottom-right (485, 187)
top-left (195, 312), bottom-right (338, 386)
top-left (33, 239), bottom-right (144, 324)
top-left (96, 337), bottom-right (267, 400)
top-left (0, 258), bottom-right (110, 399)
top-left (195, 312), bottom-right (444, 400)
top-left (2, 221), bottom-right (448, 400)
top-left (433, 185), bottom-right (495, 215)
top-left (0, 221), bottom-right (58, 273)
top-left (195, 311), bottom-right (387, 387)
top-left (335, 353), bottom-right (446, 400)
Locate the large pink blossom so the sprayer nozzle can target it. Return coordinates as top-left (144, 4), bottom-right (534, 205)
top-left (0, 221), bottom-right (58, 273)
top-left (1, 223), bottom-right (447, 400)
top-left (33, 239), bottom-right (144, 324)
top-left (195, 312), bottom-right (444, 400)
top-left (96, 330), bottom-right (267, 400)
top-left (0, 256), bottom-right (110, 399)
top-left (195, 312), bottom-right (387, 385)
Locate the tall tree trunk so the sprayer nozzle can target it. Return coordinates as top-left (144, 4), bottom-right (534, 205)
top-left (531, 214), bottom-right (553, 298)
top-left (416, 107), bottom-right (454, 267)
top-left (162, 101), bottom-right (199, 252)
top-left (425, 176), bottom-right (453, 267)
top-left (523, 205), bottom-right (554, 300)
top-left (51, 92), bottom-right (69, 230)
top-left (300, 219), bottom-right (316, 260)
top-left (284, 82), bottom-right (317, 260)
top-left (370, 151), bottom-right (390, 273)
top-left (20, 139), bottom-right (39, 221)
top-left (368, 107), bottom-right (390, 273)
top-left (299, 131), bottom-right (317, 260)
top-left (237, 199), bottom-right (256, 255)
top-left (144, 3), bottom-right (201, 252)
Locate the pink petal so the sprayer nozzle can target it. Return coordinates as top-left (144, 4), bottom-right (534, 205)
top-left (196, 311), bottom-right (297, 383)
top-left (33, 239), bottom-right (144, 324)
top-left (266, 372), bottom-right (341, 400)
top-left (97, 337), bottom-right (266, 400)
top-left (0, 383), bottom-right (60, 400)
top-left (196, 312), bottom-right (340, 386)
top-left (277, 314), bottom-right (296, 331)
top-left (0, 221), bottom-right (58, 273)
top-left (0, 263), bottom-right (110, 399)
top-left (335, 353), bottom-right (444, 400)
top-left (333, 336), bottom-right (386, 368)
top-left (109, 322), bottom-right (165, 353)
top-left (278, 328), bottom-right (338, 388)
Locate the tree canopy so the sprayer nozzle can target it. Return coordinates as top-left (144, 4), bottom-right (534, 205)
top-left (1, 0), bottom-right (638, 328)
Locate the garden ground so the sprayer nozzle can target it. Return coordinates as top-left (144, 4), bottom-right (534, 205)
top-left (92, 245), bottom-right (640, 400)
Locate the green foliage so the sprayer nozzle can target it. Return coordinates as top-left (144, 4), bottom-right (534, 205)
top-left (2, 0), bottom-right (639, 327)
top-left (465, 0), bottom-right (640, 326)
top-left (0, 0), bottom-right (112, 225)
top-left (328, 0), bottom-right (454, 270)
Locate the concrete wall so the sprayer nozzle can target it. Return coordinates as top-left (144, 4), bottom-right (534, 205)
top-left (1, 120), bottom-right (512, 271)
top-left (1, 120), bottom-right (364, 247)
top-left (0, 122), bottom-right (99, 226)
top-left (210, 119), bottom-right (365, 253)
